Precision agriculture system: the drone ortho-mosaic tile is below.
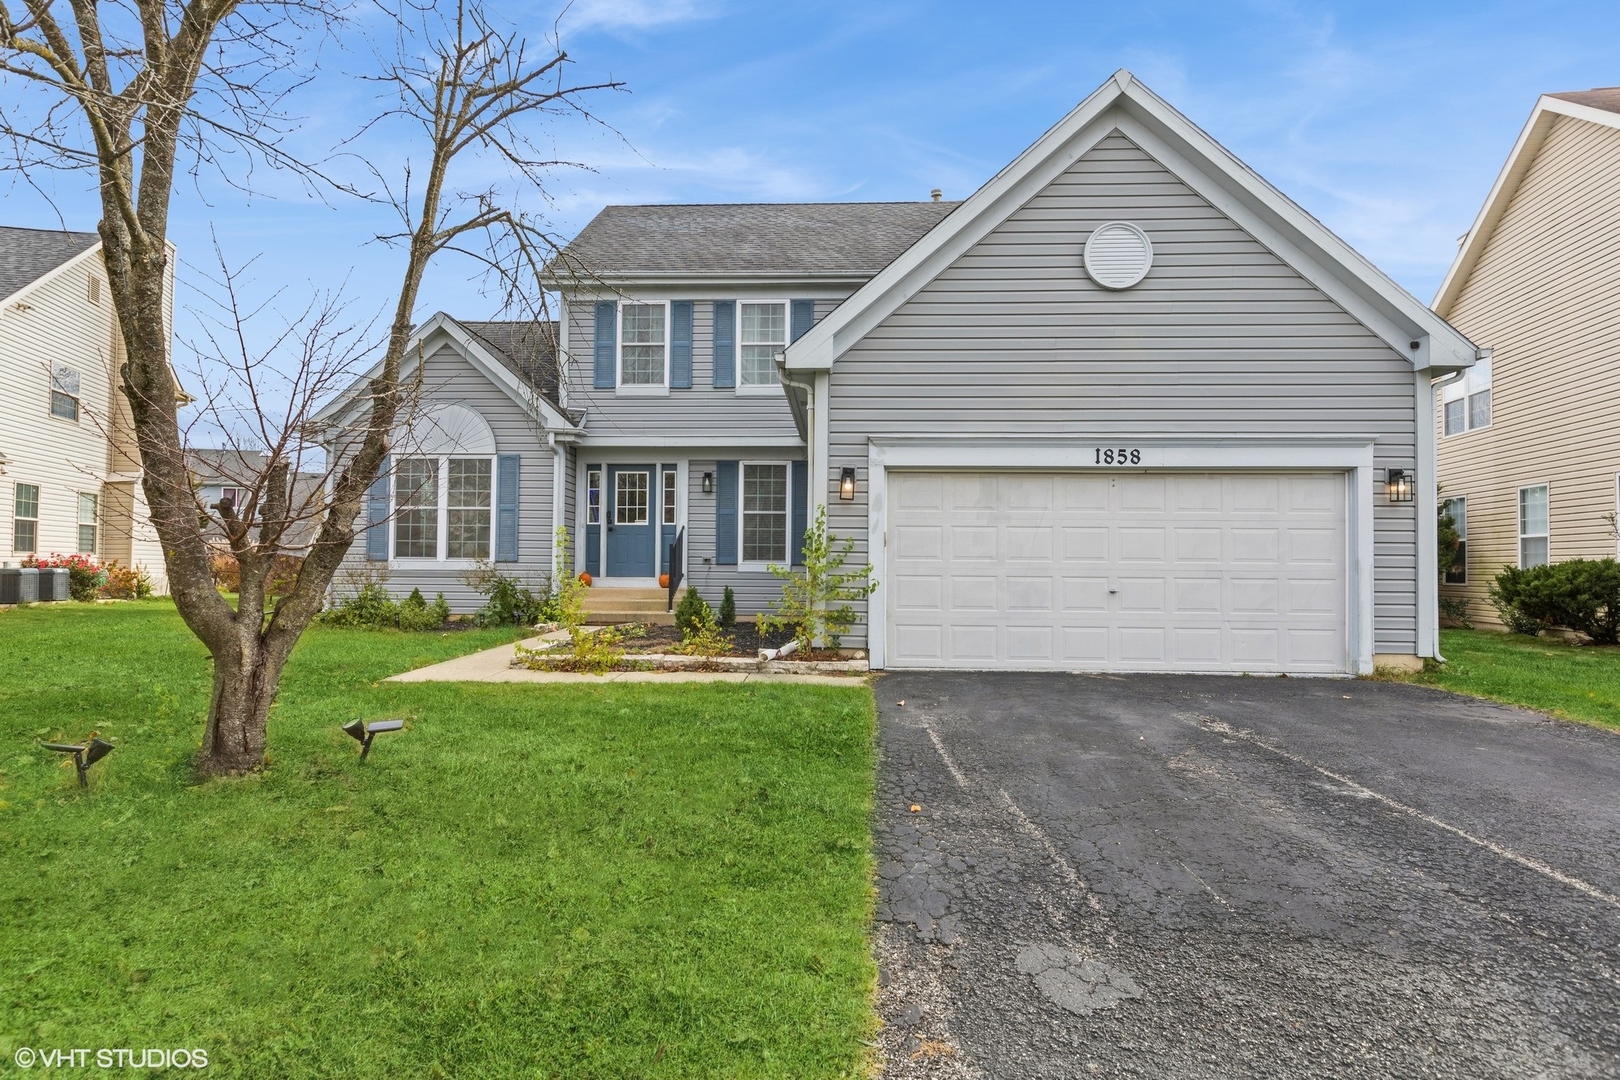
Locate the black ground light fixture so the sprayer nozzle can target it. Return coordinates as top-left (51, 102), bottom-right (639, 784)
top-left (43, 737), bottom-right (114, 788)
top-left (342, 718), bottom-right (404, 761)
top-left (1386, 468), bottom-right (1414, 503)
top-left (839, 466), bottom-right (857, 501)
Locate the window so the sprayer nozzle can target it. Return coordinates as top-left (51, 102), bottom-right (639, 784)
top-left (662, 469), bottom-right (678, 526)
top-left (587, 468), bottom-right (602, 525)
top-left (1443, 497), bottom-right (1467, 584)
top-left (50, 365), bottom-right (80, 421)
top-left (219, 486), bottom-right (246, 509)
top-left (615, 471), bottom-right (649, 525)
top-left (76, 492), bottom-right (97, 555)
top-left (739, 302), bottom-right (785, 386)
top-left (394, 457), bottom-right (439, 558)
top-left (1442, 353), bottom-right (1491, 435)
top-left (1519, 484), bottom-right (1549, 568)
top-left (620, 303), bottom-right (666, 386)
top-left (13, 483), bottom-right (38, 553)
top-left (741, 462), bottom-right (789, 564)
top-left (446, 458), bottom-right (492, 560)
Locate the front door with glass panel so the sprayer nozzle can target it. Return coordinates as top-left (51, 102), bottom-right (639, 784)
top-left (605, 465), bottom-right (656, 577)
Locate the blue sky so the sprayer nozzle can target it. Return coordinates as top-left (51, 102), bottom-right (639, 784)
top-left (6, 0), bottom-right (1618, 407)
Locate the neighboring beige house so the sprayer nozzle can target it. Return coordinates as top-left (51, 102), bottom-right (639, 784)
top-left (0, 225), bottom-right (171, 592)
top-left (1433, 87), bottom-right (1620, 628)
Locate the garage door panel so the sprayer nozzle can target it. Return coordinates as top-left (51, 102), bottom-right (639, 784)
top-left (886, 471), bottom-right (1347, 673)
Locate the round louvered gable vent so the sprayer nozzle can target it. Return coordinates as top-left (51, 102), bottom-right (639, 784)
top-left (1083, 222), bottom-right (1153, 289)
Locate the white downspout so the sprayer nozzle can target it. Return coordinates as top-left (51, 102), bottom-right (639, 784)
top-left (1425, 365), bottom-right (1471, 665)
top-left (548, 431), bottom-right (565, 580)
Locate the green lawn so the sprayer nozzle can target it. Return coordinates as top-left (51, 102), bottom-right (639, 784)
top-left (1389, 628), bottom-right (1620, 731)
top-left (0, 600), bottom-right (878, 1077)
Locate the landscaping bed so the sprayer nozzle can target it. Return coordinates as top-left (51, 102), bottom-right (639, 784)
top-left (513, 623), bottom-right (868, 675)
top-left (0, 599), bottom-right (879, 1076)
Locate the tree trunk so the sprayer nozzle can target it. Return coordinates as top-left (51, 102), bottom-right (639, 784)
top-left (198, 626), bottom-right (291, 776)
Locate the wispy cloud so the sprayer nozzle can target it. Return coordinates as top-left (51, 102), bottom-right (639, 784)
top-left (558, 0), bottom-right (715, 35)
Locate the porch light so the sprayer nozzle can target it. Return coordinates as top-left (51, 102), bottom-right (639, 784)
top-left (1385, 468), bottom-right (1414, 503)
top-left (702, 471), bottom-right (714, 494)
top-left (342, 718), bottom-right (404, 761)
top-left (43, 737), bottom-right (114, 788)
top-left (839, 467), bottom-right (857, 501)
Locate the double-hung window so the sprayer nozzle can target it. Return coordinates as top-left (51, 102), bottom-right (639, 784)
top-left (620, 303), bottom-right (667, 386)
top-left (741, 462), bottom-right (789, 565)
top-left (1442, 353), bottom-right (1491, 436)
top-left (50, 365), bottom-right (80, 421)
top-left (1443, 497), bottom-right (1467, 584)
top-left (77, 492), bottom-right (97, 554)
top-left (13, 483), bottom-right (39, 553)
top-left (1518, 484), bottom-right (1549, 568)
top-left (739, 302), bottom-right (785, 387)
top-left (395, 456), bottom-right (494, 561)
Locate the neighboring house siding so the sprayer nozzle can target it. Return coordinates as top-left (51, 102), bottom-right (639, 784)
top-left (333, 341), bottom-right (556, 612)
top-left (825, 132), bottom-right (1420, 650)
top-left (561, 290), bottom-right (847, 441)
top-left (1437, 114), bottom-right (1620, 628)
top-left (0, 247), bottom-right (167, 591)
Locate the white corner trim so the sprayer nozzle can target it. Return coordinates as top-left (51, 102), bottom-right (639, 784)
top-left (549, 433), bottom-right (565, 580)
top-left (1415, 371), bottom-right (1439, 659)
top-left (862, 436), bottom-right (1377, 676)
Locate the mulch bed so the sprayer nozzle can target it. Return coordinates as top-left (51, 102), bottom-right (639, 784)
top-left (611, 622), bottom-right (850, 662)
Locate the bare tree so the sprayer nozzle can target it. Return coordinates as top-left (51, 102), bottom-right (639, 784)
top-left (0, 0), bottom-right (620, 774)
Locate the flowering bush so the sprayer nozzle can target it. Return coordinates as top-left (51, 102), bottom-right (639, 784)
top-left (102, 562), bottom-right (154, 600)
top-left (24, 553), bottom-right (107, 601)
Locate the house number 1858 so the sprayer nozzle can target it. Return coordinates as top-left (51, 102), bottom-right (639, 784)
top-left (1095, 448), bottom-right (1141, 465)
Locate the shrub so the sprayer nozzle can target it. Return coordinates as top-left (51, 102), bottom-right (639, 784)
top-left (101, 562), bottom-right (154, 600)
top-left (1488, 559), bottom-right (1620, 644)
top-left (516, 624), bottom-right (644, 675)
top-left (317, 576), bottom-right (452, 631)
top-left (719, 586), bottom-right (736, 629)
top-left (550, 528), bottom-right (587, 631)
top-left (759, 506), bottom-right (876, 653)
top-left (25, 553), bottom-right (106, 601)
top-left (462, 560), bottom-right (549, 627)
top-left (674, 586), bottom-right (712, 638)
top-left (398, 587), bottom-right (453, 632)
top-left (209, 552), bottom-right (241, 592)
top-left (208, 552), bottom-right (300, 597)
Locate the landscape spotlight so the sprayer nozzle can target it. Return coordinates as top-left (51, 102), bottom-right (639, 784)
top-left (342, 718), bottom-right (404, 761)
top-left (42, 737), bottom-right (114, 788)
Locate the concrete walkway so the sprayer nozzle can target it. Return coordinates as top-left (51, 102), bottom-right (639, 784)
top-left (386, 630), bottom-right (865, 686)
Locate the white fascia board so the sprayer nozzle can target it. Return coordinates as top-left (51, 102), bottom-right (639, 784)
top-left (788, 69), bottom-right (1475, 373)
top-left (0, 241), bottom-right (105, 309)
top-left (1433, 95), bottom-right (1620, 317)
top-left (573, 434), bottom-right (806, 449)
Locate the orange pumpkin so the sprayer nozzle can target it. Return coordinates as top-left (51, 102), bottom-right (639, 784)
top-left (658, 573), bottom-right (670, 588)
top-left (578, 571), bottom-right (592, 586)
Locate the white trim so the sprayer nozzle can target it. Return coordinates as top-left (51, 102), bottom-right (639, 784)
top-left (862, 436), bottom-right (1377, 676)
top-left (575, 434), bottom-right (805, 448)
top-left (1436, 94), bottom-right (1620, 316)
top-left (1415, 370), bottom-right (1438, 659)
top-left (617, 299), bottom-right (670, 390)
top-left (549, 434), bottom-right (565, 580)
top-left (786, 69), bottom-right (1475, 375)
top-left (812, 371), bottom-right (831, 520)
top-left (0, 240), bottom-right (105, 310)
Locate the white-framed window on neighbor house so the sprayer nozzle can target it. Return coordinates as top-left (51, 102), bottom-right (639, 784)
top-left (50, 365), bottom-right (80, 421)
top-left (619, 302), bottom-right (667, 388)
top-left (1443, 496), bottom-right (1467, 584)
top-left (1518, 483), bottom-right (1549, 568)
top-left (13, 483), bottom-right (39, 554)
top-left (1442, 353), bottom-right (1491, 436)
top-left (393, 455), bottom-right (495, 562)
top-left (739, 302), bottom-right (786, 388)
top-left (76, 492), bottom-right (98, 555)
top-left (219, 486), bottom-right (246, 509)
top-left (740, 461), bottom-right (790, 567)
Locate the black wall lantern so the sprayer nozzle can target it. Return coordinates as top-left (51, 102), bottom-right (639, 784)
top-left (1385, 468), bottom-right (1414, 503)
top-left (839, 467), bottom-right (857, 501)
top-left (701, 471), bottom-right (714, 494)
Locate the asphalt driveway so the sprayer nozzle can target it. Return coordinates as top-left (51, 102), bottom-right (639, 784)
top-left (871, 672), bottom-right (1620, 1078)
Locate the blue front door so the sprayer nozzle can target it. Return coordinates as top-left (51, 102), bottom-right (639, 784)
top-left (605, 464), bottom-right (656, 577)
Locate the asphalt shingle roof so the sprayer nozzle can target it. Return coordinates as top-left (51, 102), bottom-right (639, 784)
top-left (1549, 87), bottom-right (1620, 115)
top-left (557, 201), bottom-right (962, 278)
top-left (460, 319), bottom-right (563, 411)
top-left (0, 225), bottom-right (100, 302)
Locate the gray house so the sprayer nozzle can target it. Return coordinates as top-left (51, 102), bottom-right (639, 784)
top-left (317, 70), bottom-right (1477, 674)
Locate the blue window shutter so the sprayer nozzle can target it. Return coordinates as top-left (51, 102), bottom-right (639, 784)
top-left (715, 460), bottom-right (739, 565)
top-left (712, 301), bottom-right (736, 388)
top-left (365, 455), bottom-right (390, 561)
top-left (593, 301), bottom-right (616, 389)
top-left (791, 460), bottom-right (809, 565)
top-left (791, 299), bottom-right (815, 342)
top-left (496, 453), bottom-right (520, 562)
top-left (670, 301), bottom-right (693, 388)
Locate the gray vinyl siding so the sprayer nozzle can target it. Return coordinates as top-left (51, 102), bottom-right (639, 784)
top-left (561, 291), bottom-right (846, 441)
top-left (826, 131), bottom-right (1419, 652)
top-left (333, 341), bottom-right (556, 613)
top-left (680, 455), bottom-right (804, 618)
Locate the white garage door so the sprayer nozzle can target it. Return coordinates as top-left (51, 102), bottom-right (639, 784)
top-left (886, 471), bottom-right (1348, 673)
